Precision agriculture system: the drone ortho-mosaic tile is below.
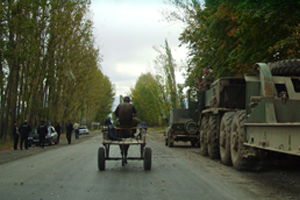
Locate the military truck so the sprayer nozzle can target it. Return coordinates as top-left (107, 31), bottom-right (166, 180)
top-left (192, 59), bottom-right (300, 171)
top-left (164, 108), bottom-right (199, 147)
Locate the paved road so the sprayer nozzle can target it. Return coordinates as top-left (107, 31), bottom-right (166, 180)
top-left (0, 132), bottom-right (295, 200)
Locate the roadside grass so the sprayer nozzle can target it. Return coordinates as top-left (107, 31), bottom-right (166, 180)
top-left (0, 139), bottom-right (13, 151)
top-left (148, 127), bottom-right (165, 133)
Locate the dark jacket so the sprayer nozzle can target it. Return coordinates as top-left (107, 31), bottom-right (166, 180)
top-left (12, 125), bottom-right (19, 137)
top-left (37, 124), bottom-right (48, 135)
top-left (19, 122), bottom-right (31, 135)
top-left (104, 119), bottom-right (122, 141)
top-left (114, 102), bottom-right (137, 125)
top-left (55, 125), bottom-right (61, 134)
top-left (66, 123), bottom-right (73, 133)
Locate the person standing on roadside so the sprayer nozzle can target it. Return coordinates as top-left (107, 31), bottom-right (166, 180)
top-left (73, 121), bottom-right (80, 140)
top-left (12, 121), bottom-right (20, 150)
top-left (19, 120), bottom-right (31, 150)
top-left (197, 67), bottom-right (213, 114)
top-left (37, 120), bottom-right (48, 148)
top-left (55, 122), bottom-right (61, 144)
top-left (66, 120), bottom-right (73, 144)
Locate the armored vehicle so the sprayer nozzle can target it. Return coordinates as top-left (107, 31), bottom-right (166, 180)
top-left (193, 59), bottom-right (300, 171)
top-left (164, 108), bottom-right (199, 147)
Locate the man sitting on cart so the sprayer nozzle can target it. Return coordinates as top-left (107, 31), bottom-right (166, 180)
top-left (114, 96), bottom-right (139, 162)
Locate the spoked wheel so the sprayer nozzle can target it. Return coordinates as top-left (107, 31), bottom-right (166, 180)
top-left (230, 110), bottom-right (258, 171)
top-left (207, 114), bottom-right (220, 159)
top-left (219, 112), bottom-right (235, 166)
top-left (199, 116), bottom-right (208, 156)
top-left (98, 147), bottom-right (105, 171)
top-left (144, 147), bottom-right (152, 170)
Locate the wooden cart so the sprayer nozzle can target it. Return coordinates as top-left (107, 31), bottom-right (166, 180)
top-left (98, 126), bottom-right (151, 171)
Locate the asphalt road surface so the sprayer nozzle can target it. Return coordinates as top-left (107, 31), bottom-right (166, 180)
top-left (0, 132), bottom-right (299, 200)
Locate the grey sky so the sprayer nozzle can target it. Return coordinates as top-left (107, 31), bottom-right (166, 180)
top-left (90, 0), bottom-right (187, 107)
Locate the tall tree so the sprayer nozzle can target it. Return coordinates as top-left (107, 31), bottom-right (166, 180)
top-left (153, 39), bottom-right (178, 109)
top-left (130, 73), bottom-right (170, 126)
top-left (0, 0), bottom-right (115, 140)
top-left (167, 0), bottom-right (300, 88)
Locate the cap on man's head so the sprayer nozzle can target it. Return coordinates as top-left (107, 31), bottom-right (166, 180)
top-left (123, 96), bottom-right (130, 102)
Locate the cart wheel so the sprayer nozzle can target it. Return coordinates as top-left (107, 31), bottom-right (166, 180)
top-left (143, 147), bottom-right (152, 170)
top-left (98, 147), bottom-right (105, 171)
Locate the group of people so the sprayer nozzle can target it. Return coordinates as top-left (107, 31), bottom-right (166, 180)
top-left (12, 120), bottom-right (62, 150)
top-left (12, 120), bottom-right (31, 150)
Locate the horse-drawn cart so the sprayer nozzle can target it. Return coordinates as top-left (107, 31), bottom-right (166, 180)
top-left (98, 126), bottom-right (152, 171)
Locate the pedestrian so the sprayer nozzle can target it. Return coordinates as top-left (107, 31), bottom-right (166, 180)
top-left (66, 120), bottom-right (73, 144)
top-left (12, 121), bottom-right (20, 150)
top-left (37, 120), bottom-right (48, 148)
top-left (19, 119), bottom-right (31, 150)
top-left (73, 121), bottom-right (80, 140)
top-left (55, 122), bottom-right (61, 144)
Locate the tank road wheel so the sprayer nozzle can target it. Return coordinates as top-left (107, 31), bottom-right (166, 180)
top-left (144, 147), bottom-right (152, 170)
top-left (207, 114), bottom-right (220, 159)
top-left (199, 116), bottom-right (208, 156)
top-left (270, 59), bottom-right (300, 76)
top-left (98, 147), bottom-right (105, 171)
top-left (219, 112), bottom-right (235, 166)
top-left (230, 110), bottom-right (257, 171)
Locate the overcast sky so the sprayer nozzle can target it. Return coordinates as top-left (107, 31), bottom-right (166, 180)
top-left (90, 0), bottom-right (187, 107)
